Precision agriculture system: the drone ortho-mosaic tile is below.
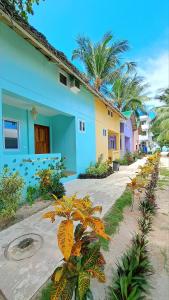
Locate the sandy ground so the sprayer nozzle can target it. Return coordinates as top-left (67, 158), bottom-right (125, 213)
top-left (91, 194), bottom-right (141, 299)
top-left (147, 158), bottom-right (169, 300)
top-left (92, 157), bottom-right (169, 300)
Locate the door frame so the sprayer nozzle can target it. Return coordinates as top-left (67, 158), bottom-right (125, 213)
top-left (34, 124), bottom-right (50, 154)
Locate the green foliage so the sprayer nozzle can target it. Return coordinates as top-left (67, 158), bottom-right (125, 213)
top-left (36, 158), bottom-right (66, 199)
top-left (26, 185), bottom-right (40, 205)
top-left (116, 152), bottom-right (135, 166)
top-left (50, 177), bottom-right (66, 199)
top-left (101, 189), bottom-right (132, 251)
top-left (40, 282), bottom-right (55, 300)
top-left (0, 168), bottom-right (24, 217)
top-left (152, 88), bottom-right (169, 146)
top-left (86, 155), bottom-right (111, 177)
top-left (72, 32), bottom-right (135, 92)
top-left (8, 0), bottom-right (44, 20)
top-left (110, 74), bottom-right (148, 113)
top-left (107, 235), bottom-right (153, 300)
top-left (139, 200), bottom-right (157, 217)
top-left (138, 215), bottom-right (153, 235)
top-left (43, 195), bottom-right (108, 300)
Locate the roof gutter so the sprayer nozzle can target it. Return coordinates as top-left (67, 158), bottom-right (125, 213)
top-left (0, 8), bottom-right (125, 119)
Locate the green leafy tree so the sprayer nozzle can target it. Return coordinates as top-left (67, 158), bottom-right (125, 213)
top-left (7, 0), bottom-right (44, 20)
top-left (152, 88), bottom-right (169, 146)
top-left (72, 32), bottom-right (136, 91)
top-left (109, 74), bottom-right (149, 114)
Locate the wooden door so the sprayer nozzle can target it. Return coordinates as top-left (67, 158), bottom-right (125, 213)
top-left (34, 124), bottom-right (50, 154)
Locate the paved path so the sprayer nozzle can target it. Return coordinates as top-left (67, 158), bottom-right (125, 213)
top-left (0, 158), bottom-right (146, 300)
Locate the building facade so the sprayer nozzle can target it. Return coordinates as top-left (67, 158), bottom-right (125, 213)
top-left (95, 97), bottom-right (124, 162)
top-left (120, 111), bottom-right (138, 157)
top-left (139, 115), bottom-right (153, 151)
top-left (0, 8), bottom-right (99, 186)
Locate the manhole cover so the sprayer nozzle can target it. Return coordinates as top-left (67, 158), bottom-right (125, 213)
top-left (4, 233), bottom-right (43, 261)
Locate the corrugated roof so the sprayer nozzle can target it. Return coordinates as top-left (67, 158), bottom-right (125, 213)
top-left (0, 0), bottom-right (125, 119)
top-left (122, 110), bottom-right (133, 119)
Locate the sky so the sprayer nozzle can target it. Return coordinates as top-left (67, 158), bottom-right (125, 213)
top-left (29, 0), bottom-right (169, 103)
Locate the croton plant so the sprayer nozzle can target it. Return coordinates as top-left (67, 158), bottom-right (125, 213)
top-left (43, 194), bottom-right (110, 300)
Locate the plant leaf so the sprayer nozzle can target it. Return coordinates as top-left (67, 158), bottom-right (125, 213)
top-left (87, 217), bottom-right (110, 240)
top-left (43, 211), bottom-right (56, 223)
top-left (58, 220), bottom-right (74, 260)
top-left (71, 241), bottom-right (82, 256)
top-left (51, 267), bottom-right (64, 283)
top-left (88, 266), bottom-right (106, 282)
top-left (78, 271), bottom-right (90, 300)
top-left (51, 278), bottom-right (67, 300)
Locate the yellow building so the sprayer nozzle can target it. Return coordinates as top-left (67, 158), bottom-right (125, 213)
top-left (95, 97), bottom-right (125, 162)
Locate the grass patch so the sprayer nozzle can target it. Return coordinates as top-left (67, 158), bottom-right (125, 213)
top-left (101, 189), bottom-right (132, 251)
top-left (38, 282), bottom-right (54, 300)
top-left (158, 167), bottom-right (169, 188)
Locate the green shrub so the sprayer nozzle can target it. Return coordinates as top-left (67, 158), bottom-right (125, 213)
top-left (0, 169), bottom-right (24, 217)
top-left (116, 152), bottom-right (136, 166)
top-left (50, 175), bottom-right (65, 199)
top-left (86, 162), bottom-right (109, 176)
top-left (26, 185), bottom-right (40, 205)
top-left (36, 158), bottom-right (66, 199)
top-left (107, 234), bottom-right (153, 300)
top-left (86, 154), bottom-right (110, 176)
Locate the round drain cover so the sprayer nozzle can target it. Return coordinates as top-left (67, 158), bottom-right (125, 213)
top-left (4, 233), bottom-right (43, 261)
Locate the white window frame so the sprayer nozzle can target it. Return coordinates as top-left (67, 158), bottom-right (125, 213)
top-left (3, 118), bottom-right (20, 151)
top-left (79, 119), bottom-right (86, 133)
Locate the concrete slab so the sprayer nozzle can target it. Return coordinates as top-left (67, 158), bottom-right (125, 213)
top-left (0, 158), bottom-right (146, 300)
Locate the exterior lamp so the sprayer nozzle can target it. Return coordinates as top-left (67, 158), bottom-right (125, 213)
top-left (31, 106), bottom-right (38, 120)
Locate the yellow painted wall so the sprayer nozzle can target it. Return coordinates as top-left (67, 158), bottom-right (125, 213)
top-left (95, 97), bottom-right (121, 161)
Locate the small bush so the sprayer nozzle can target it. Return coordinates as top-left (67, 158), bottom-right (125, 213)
top-left (139, 199), bottom-right (157, 216)
top-left (80, 154), bottom-right (113, 178)
top-left (26, 185), bottom-right (40, 205)
top-left (50, 175), bottom-right (65, 199)
top-left (107, 234), bottom-right (153, 300)
top-left (0, 169), bottom-right (24, 217)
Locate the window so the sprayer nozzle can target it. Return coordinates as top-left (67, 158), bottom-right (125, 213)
top-left (59, 73), bottom-right (67, 86)
top-left (79, 120), bottom-right (85, 132)
top-left (109, 136), bottom-right (116, 150)
top-left (108, 110), bottom-right (113, 117)
top-left (4, 119), bottom-right (19, 150)
top-left (103, 129), bottom-right (107, 136)
top-left (74, 79), bottom-right (80, 89)
top-left (141, 120), bottom-right (146, 125)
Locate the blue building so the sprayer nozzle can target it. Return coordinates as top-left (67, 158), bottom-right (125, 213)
top-left (0, 2), bottom-right (105, 186)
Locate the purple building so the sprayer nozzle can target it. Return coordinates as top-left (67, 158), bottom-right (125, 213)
top-left (120, 111), bottom-right (135, 157)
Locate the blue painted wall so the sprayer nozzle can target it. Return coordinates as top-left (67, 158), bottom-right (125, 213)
top-left (0, 21), bottom-right (96, 180)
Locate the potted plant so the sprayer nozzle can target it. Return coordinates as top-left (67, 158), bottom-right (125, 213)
top-left (113, 159), bottom-right (120, 171)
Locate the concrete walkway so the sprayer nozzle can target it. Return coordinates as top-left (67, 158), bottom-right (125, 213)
top-left (0, 158), bottom-right (146, 300)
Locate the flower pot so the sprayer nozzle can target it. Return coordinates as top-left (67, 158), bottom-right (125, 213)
top-left (113, 161), bottom-right (120, 171)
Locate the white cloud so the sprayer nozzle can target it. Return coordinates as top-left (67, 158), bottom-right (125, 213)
top-left (137, 51), bottom-right (169, 102)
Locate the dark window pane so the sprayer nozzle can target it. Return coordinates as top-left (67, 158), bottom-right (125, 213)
top-left (5, 137), bottom-right (18, 149)
top-left (60, 73), bottom-right (67, 86)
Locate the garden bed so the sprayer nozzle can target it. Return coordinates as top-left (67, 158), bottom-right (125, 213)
top-left (79, 167), bottom-right (113, 179)
top-left (0, 198), bottom-right (52, 231)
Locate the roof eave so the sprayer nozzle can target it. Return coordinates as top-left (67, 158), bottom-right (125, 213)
top-left (0, 8), bottom-right (125, 120)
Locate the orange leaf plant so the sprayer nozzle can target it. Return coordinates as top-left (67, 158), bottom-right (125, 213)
top-left (43, 194), bottom-right (110, 300)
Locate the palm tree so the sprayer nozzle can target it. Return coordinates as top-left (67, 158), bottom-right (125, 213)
top-left (152, 88), bottom-right (169, 146)
top-left (72, 32), bottom-right (136, 91)
top-left (109, 74), bottom-right (148, 114)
